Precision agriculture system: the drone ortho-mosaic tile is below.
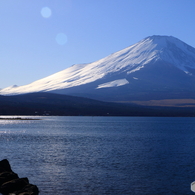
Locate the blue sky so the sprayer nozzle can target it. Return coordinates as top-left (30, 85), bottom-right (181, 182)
top-left (0, 0), bottom-right (195, 88)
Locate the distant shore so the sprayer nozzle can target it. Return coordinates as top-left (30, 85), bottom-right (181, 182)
top-left (0, 117), bottom-right (41, 120)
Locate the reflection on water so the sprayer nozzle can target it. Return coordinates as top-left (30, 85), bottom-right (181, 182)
top-left (0, 116), bottom-right (195, 194)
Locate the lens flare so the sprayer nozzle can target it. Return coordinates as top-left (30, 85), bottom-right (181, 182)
top-left (41, 7), bottom-right (52, 18)
top-left (55, 33), bottom-right (68, 45)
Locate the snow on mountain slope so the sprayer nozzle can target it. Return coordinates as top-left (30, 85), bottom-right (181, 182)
top-left (1, 35), bottom-right (195, 95)
top-left (97, 79), bottom-right (129, 89)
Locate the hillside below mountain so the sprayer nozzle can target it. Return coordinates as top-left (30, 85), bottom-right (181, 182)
top-left (0, 92), bottom-right (194, 116)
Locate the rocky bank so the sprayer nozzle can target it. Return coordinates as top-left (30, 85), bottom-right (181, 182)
top-left (0, 159), bottom-right (39, 195)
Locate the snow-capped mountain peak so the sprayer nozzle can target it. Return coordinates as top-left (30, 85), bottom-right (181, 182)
top-left (127, 35), bottom-right (195, 73)
top-left (1, 35), bottom-right (195, 97)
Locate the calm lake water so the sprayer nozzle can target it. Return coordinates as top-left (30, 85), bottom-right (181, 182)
top-left (0, 116), bottom-right (195, 195)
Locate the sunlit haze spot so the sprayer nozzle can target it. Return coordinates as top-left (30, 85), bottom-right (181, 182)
top-left (41, 7), bottom-right (52, 18)
top-left (55, 33), bottom-right (68, 45)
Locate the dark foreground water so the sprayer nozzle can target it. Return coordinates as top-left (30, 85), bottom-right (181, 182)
top-left (0, 116), bottom-right (195, 195)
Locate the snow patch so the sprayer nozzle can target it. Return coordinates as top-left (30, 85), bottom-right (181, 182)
top-left (184, 71), bottom-right (192, 75)
top-left (96, 79), bottom-right (129, 89)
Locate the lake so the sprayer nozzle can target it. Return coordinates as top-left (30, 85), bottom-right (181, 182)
top-left (0, 116), bottom-right (195, 195)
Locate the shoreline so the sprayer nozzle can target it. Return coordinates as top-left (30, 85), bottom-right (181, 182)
top-left (0, 117), bottom-right (41, 120)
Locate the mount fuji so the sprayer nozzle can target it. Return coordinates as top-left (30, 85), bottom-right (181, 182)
top-left (1, 35), bottom-right (195, 102)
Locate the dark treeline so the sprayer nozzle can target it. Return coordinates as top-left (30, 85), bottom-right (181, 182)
top-left (0, 92), bottom-right (194, 117)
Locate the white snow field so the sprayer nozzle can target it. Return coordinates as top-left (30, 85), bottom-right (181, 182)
top-left (96, 79), bottom-right (129, 89)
